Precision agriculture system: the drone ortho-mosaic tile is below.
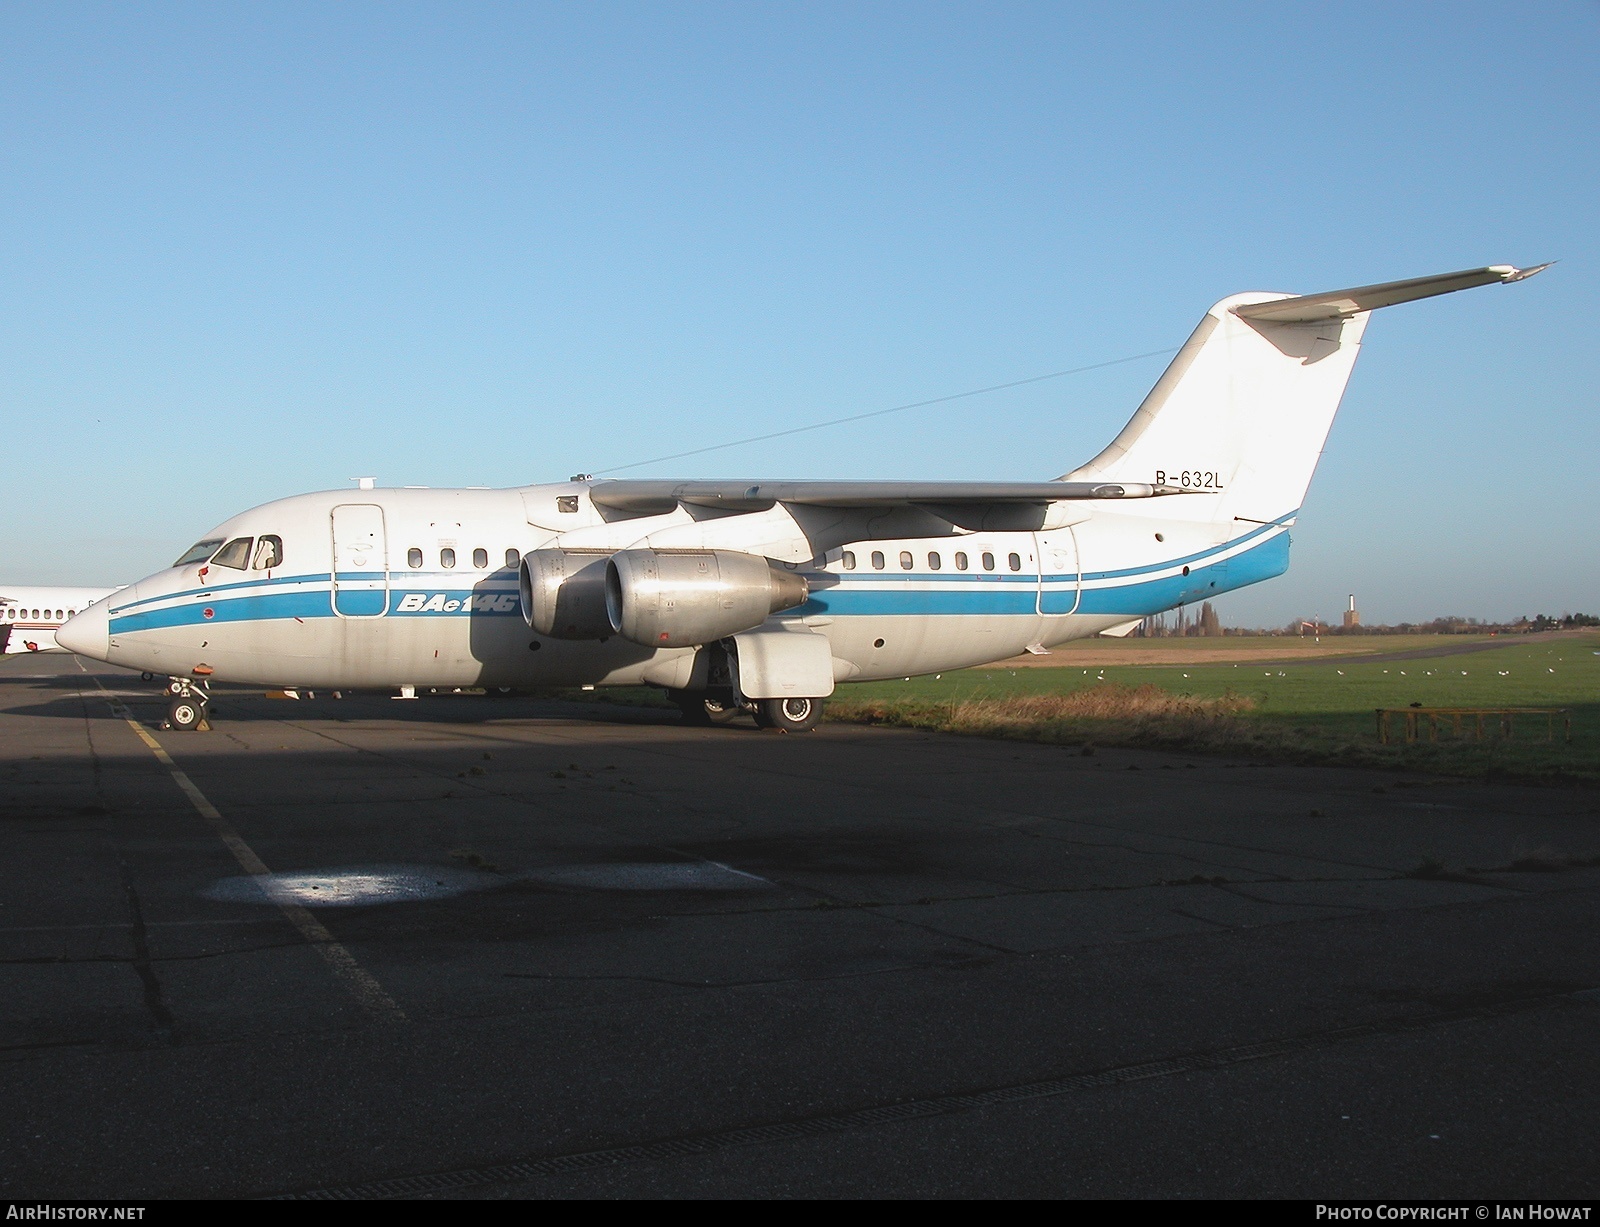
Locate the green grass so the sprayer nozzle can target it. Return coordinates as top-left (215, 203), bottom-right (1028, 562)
top-left (828, 633), bottom-right (1600, 782)
top-left (1015, 632), bottom-right (1501, 656)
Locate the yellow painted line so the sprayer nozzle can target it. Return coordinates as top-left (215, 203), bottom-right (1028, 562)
top-left (87, 673), bottom-right (407, 1023)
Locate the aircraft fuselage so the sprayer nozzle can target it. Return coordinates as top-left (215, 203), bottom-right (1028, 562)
top-left (74, 482), bottom-right (1287, 690)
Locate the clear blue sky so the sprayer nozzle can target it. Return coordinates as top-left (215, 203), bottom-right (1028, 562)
top-left (3, 2), bottom-right (1595, 625)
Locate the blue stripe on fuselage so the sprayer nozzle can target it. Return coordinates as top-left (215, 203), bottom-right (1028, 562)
top-left (799, 531), bottom-right (1289, 619)
top-left (109, 533), bottom-right (1291, 634)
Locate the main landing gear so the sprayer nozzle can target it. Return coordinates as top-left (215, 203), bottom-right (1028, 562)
top-left (162, 677), bottom-right (210, 732)
top-left (666, 689), bottom-right (825, 733)
top-left (752, 696), bottom-right (823, 732)
top-left (668, 690), bottom-right (746, 726)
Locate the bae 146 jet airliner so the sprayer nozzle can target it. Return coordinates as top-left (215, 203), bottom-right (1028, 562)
top-left (58, 264), bottom-right (1547, 731)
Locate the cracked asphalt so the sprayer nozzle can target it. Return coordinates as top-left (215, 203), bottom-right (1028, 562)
top-left (2, 654), bottom-right (1598, 1198)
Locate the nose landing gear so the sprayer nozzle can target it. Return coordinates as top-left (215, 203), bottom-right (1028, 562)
top-left (162, 677), bottom-right (211, 732)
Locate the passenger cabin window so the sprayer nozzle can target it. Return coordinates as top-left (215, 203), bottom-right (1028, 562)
top-left (927, 552), bottom-right (941, 570)
top-left (174, 538), bottom-right (224, 567)
top-left (253, 535), bottom-right (283, 570)
top-left (407, 548), bottom-right (423, 569)
top-left (899, 551), bottom-right (913, 570)
top-left (505, 548), bottom-right (520, 568)
top-left (1008, 552), bottom-right (1022, 572)
top-left (982, 552), bottom-right (996, 571)
top-left (955, 552), bottom-right (969, 571)
top-left (472, 548), bottom-right (488, 569)
top-left (870, 551), bottom-right (885, 571)
top-left (440, 548), bottom-right (456, 569)
top-left (841, 551), bottom-right (856, 571)
top-left (211, 537), bottom-right (253, 570)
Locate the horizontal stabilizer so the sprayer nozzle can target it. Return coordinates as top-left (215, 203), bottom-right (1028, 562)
top-left (1233, 263), bottom-right (1552, 323)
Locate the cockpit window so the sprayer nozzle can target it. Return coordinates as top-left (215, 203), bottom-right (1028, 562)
top-left (174, 538), bottom-right (224, 567)
top-left (253, 535), bottom-right (284, 570)
top-left (211, 537), bottom-right (253, 570)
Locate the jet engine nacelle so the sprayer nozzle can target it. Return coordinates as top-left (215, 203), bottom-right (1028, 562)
top-left (605, 549), bottom-right (809, 648)
top-left (519, 550), bottom-right (615, 639)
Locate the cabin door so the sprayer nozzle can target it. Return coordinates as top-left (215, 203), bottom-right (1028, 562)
top-left (330, 504), bottom-right (390, 618)
top-left (1035, 529), bottom-right (1081, 616)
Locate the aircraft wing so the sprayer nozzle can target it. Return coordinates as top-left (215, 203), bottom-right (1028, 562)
top-left (1233, 263), bottom-right (1552, 323)
top-left (587, 478), bottom-right (1186, 516)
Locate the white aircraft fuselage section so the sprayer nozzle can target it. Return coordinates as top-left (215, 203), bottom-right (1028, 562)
top-left (1, 586), bottom-right (124, 653)
top-left (78, 484), bottom-right (1278, 689)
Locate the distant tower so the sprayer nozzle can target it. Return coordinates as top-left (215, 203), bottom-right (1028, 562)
top-left (1343, 593), bottom-right (1360, 629)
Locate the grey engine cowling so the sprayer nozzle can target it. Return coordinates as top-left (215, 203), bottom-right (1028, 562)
top-left (519, 550), bottom-right (614, 639)
top-left (605, 550), bottom-right (808, 648)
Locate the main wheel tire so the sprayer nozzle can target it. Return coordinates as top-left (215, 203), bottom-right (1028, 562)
top-left (753, 696), bottom-right (823, 733)
top-left (168, 697), bottom-right (205, 731)
top-left (668, 689), bottom-right (745, 726)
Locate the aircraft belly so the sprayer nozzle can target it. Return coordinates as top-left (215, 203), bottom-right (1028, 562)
top-left (819, 614), bottom-right (1042, 681)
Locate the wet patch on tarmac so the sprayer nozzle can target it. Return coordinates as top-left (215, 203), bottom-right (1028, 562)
top-left (202, 864), bottom-right (502, 908)
top-left (202, 860), bottom-right (771, 907)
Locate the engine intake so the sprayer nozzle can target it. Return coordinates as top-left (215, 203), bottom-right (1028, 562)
top-left (519, 550), bottom-right (614, 639)
top-left (605, 550), bottom-right (808, 648)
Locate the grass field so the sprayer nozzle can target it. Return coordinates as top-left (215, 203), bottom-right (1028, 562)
top-left (988, 632), bottom-right (1504, 666)
top-left (827, 632), bottom-right (1600, 782)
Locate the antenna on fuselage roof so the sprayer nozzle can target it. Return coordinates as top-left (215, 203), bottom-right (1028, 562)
top-left (352, 476), bottom-right (376, 490)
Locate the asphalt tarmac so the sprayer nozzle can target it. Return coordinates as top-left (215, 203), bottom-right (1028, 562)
top-left (2, 653), bottom-right (1598, 1199)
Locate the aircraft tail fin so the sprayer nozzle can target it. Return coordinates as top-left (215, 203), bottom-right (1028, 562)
top-left (1063, 264), bottom-right (1550, 524)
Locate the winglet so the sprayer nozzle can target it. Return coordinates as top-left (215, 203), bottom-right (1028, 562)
top-left (1233, 263), bottom-right (1553, 324)
top-left (1501, 261), bottom-right (1555, 283)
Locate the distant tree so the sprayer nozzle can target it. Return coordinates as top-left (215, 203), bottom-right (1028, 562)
top-left (1199, 602), bottom-right (1222, 637)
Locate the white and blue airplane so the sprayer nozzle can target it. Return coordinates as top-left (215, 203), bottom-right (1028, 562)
top-left (59, 264), bottom-right (1546, 731)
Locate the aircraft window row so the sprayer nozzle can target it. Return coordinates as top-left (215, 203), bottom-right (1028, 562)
top-left (406, 547), bottom-right (523, 570)
top-left (4, 608), bottom-right (74, 620)
top-left (838, 549), bottom-right (1024, 573)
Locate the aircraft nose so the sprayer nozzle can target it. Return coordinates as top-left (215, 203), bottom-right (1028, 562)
top-left (57, 600), bottom-right (109, 661)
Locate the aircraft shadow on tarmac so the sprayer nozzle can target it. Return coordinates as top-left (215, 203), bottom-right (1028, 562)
top-left (0, 682), bottom-right (687, 727)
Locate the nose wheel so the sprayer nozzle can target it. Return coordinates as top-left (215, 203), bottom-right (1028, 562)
top-left (162, 677), bottom-right (211, 732)
top-left (167, 695), bottom-right (207, 731)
